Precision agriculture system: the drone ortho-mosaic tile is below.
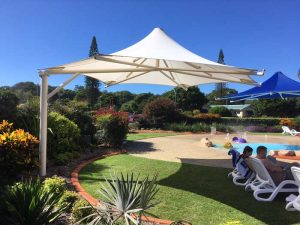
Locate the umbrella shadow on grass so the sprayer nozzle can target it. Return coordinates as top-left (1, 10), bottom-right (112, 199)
top-left (158, 158), bottom-right (300, 225)
top-left (79, 163), bottom-right (110, 184)
top-left (125, 141), bottom-right (157, 154)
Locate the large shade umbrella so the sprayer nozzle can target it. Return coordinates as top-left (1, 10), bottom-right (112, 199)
top-left (38, 28), bottom-right (264, 176)
top-left (220, 72), bottom-right (300, 102)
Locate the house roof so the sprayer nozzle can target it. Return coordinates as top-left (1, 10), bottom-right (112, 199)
top-left (210, 104), bottom-right (252, 110)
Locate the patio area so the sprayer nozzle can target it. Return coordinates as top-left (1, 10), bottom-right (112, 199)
top-left (126, 133), bottom-right (300, 168)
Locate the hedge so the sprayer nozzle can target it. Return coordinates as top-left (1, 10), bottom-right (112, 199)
top-left (219, 117), bottom-right (281, 126)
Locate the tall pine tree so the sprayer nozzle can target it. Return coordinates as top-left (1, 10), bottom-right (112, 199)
top-left (215, 49), bottom-right (227, 100)
top-left (85, 36), bottom-right (100, 106)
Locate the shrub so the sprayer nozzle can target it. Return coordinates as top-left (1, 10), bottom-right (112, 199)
top-left (15, 97), bottom-right (40, 137)
top-left (245, 125), bottom-right (281, 133)
top-left (279, 118), bottom-right (296, 128)
top-left (51, 100), bottom-right (96, 140)
top-left (72, 199), bottom-right (94, 223)
top-left (219, 117), bottom-right (280, 126)
top-left (54, 151), bottom-right (81, 165)
top-left (43, 175), bottom-right (66, 194)
top-left (294, 116), bottom-right (300, 129)
top-left (1, 179), bottom-right (66, 225)
top-left (58, 190), bottom-right (79, 212)
top-left (163, 122), bottom-right (233, 133)
top-left (0, 120), bottom-right (39, 173)
top-left (128, 121), bottom-right (140, 131)
top-left (48, 112), bottom-right (80, 158)
top-left (95, 108), bottom-right (128, 147)
top-left (0, 89), bottom-right (19, 121)
top-left (143, 97), bottom-right (179, 127)
top-left (209, 106), bottom-right (232, 117)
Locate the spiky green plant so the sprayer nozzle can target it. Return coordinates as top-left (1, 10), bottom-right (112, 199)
top-left (1, 178), bottom-right (67, 225)
top-left (76, 172), bottom-right (159, 225)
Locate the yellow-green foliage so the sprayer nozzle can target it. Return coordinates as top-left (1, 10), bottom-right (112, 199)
top-left (43, 175), bottom-right (66, 194)
top-left (0, 120), bottom-right (39, 171)
top-left (72, 199), bottom-right (94, 223)
top-left (58, 190), bottom-right (79, 212)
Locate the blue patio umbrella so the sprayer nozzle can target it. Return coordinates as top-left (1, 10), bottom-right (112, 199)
top-left (220, 72), bottom-right (300, 102)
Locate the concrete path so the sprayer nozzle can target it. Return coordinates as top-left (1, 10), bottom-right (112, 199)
top-left (126, 133), bottom-right (300, 168)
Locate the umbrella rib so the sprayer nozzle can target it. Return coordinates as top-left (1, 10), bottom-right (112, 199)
top-left (162, 60), bottom-right (176, 79)
top-left (159, 71), bottom-right (182, 86)
top-left (105, 71), bottom-right (151, 87)
top-left (126, 58), bottom-right (148, 78)
top-left (175, 70), bottom-right (256, 84)
top-left (94, 55), bottom-right (256, 75)
top-left (184, 62), bottom-right (202, 69)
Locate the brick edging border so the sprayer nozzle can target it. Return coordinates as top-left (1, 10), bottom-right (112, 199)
top-left (70, 150), bottom-right (174, 225)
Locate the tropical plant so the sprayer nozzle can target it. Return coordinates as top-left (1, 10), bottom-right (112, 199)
top-left (75, 172), bottom-right (159, 225)
top-left (1, 179), bottom-right (67, 225)
top-left (0, 120), bottom-right (39, 173)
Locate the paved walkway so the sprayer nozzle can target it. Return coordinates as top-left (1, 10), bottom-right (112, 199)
top-left (126, 133), bottom-right (300, 168)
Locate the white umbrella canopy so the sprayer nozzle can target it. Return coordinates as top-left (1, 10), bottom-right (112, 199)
top-left (43, 28), bottom-right (263, 88)
top-left (38, 28), bottom-right (264, 176)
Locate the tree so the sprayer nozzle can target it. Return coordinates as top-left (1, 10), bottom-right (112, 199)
top-left (96, 91), bottom-right (119, 109)
top-left (133, 93), bottom-right (157, 113)
top-left (215, 49), bottom-right (227, 101)
top-left (85, 36), bottom-right (100, 106)
top-left (0, 89), bottom-right (19, 120)
top-left (206, 88), bottom-right (238, 105)
top-left (143, 97), bottom-right (179, 127)
top-left (10, 82), bottom-right (39, 103)
top-left (250, 99), bottom-right (300, 117)
top-left (74, 85), bottom-right (87, 101)
top-left (163, 86), bottom-right (208, 111)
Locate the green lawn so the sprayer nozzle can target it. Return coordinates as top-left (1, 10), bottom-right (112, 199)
top-left (79, 154), bottom-right (300, 225)
top-left (126, 132), bottom-right (178, 141)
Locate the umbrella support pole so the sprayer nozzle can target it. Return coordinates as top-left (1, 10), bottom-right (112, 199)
top-left (39, 72), bottom-right (48, 177)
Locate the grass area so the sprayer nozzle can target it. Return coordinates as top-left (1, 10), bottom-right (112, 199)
top-left (126, 132), bottom-right (178, 141)
top-left (79, 154), bottom-right (300, 225)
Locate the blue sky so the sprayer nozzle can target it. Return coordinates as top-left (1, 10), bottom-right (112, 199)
top-left (0, 0), bottom-right (299, 94)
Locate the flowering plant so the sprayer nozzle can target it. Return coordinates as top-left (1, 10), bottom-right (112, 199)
top-left (0, 120), bottom-right (39, 172)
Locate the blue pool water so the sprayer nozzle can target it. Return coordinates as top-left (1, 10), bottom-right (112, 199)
top-left (217, 143), bottom-right (300, 155)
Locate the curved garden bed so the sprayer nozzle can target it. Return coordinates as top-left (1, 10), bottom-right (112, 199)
top-left (70, 151), bottom-right (174, 225)
top-left (72, 153), bottom-right (300, 225)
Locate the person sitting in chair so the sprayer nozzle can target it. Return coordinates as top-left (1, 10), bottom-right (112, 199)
top-left (256, 145), bottom-right (299, 184)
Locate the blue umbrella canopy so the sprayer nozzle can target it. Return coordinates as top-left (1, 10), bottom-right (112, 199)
top-left (221, 72), bottom-right (300, 102)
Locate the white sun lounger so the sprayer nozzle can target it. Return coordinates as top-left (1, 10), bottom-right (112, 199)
top-left (286, 167), bottom-right (300, 211)
top-left (248, 157), bottom-right (298, 202)
top-left (228, 149), bottom-right (255, 187)
top-left (282, 126), bottom-right (300, 136)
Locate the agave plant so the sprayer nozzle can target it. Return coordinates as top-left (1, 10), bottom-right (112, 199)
top-left (76, 172), bottom-right (159, 225)
top-left (1, 178), bottom-right (67, 225)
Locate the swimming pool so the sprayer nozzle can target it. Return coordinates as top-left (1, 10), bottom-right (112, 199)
top-left (230, 143), bottom-right (300, 155)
